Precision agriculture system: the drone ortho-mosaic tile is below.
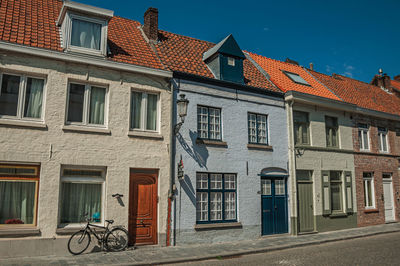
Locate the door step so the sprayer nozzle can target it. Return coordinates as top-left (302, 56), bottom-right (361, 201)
top-left (297, 230), bottom-right (318, 235)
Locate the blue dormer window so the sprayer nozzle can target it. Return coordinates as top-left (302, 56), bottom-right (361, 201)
top-left (203, 35), bottom-right (246, 84)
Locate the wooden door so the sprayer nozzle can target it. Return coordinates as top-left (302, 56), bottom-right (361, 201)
top-left (383, 180), bottom-right (395, 222)
top-left (129, 170), bottom-right (158, 246)
top-left (297, 181), bottom-right (314, 233)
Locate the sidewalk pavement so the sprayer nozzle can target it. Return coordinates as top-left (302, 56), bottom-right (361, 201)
top-left (1, 222), bottom-right (400, 266)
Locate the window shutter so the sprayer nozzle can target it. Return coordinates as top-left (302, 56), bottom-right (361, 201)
top-left (344, 171), bottom-right (353, 214)
top-left (321, 171), bottom-right (331, 215)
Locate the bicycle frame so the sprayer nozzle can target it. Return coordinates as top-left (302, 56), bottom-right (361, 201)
top-left (83, 222), bottom-right (110, 242)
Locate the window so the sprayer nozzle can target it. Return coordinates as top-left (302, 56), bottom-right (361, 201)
top-left (296, 170), bottom-right (312, 181)
top-left (322, 170), bottom-right (353, 215)
top-left (0, 73), bottom-right (45, 120)
top-left (330, 171), bottom-right (342, 212)
top-left (196, 173), bottom-right (236, 223)
top-left (67, 82), bottom-right (107, 126)
top-left (325, 116), bottom-right (338, 147)
top-left (227, 57), bottom-right (235, 66)
top-left (293, 111), bottom-right (310, 145)
top-left (197, 106), bottom-right (221, 140)
top-left (358, 123), bottom-right (369, 150)
top-left (60, 167), bottom-right (105, 224)
top-left (283, 71), bottom-right (310, 86)
top-left (378, 127), bottom-right (388, 152)
top-left (248, 113), bottom-right (268, 144)
top-left (0, 165), bottom-right (39, 226)
top-left (130, 91), bottom-right (159, 131)
top-left (363, 172), bottom-right (375, 209)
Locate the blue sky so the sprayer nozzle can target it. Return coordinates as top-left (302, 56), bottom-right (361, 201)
top-left (80, 0), bottom-right (400, 83)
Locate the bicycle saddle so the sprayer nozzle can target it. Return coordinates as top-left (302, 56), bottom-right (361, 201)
top-left (106, 219), bottom-right (114, 224)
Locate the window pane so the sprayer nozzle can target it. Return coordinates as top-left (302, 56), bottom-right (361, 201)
top-left (367, 180), bottom-right (373, 207)
top-left (275, 179), bottom-right (285, 195)
top-left (61, 183), bottom-right (102, 223)
top-left (131, 91), bottom-right (142, 129)
top-left (71, 19), bottom-right (101, 50)
top-left (67, 83), bottom-right (85, 123)
top-left (257, 115), bottom-right (267, 144)
top-left (301, 124), bottom-right (309, 144)
top-left (196, 192), bottom-right (208, 221)
top-left (0, 181), bottom-right (36, 224)
top-left (363, 131), bottom-right (369, 150)
top-left (89, 87), bottom-right (105, 125)
top-left (146, 94), bottom-right (158, 130)
top-left (210, 192), bottom-right (222, 220)
top-left (209, 108), bottom-right (221, 140)
top-left (224, 174), bottom-right (236, 189)
top-left (248, 113), bottom-right (257, 143)
top-left (331, 183), bottom-right (342, 211)
top-left (382, 134), bottom-right (387, 152)
top-left (197, 106), bottom-right (208, 138)
top-left (210, 174), bottom-right (222, 189)
top-left (0, 74), bottom-right (20, 116)
top-left (224, 192), bottom-right (236, 220)
top-left (296, 170), bottom-right (312, 181)
top-left (358, 130), bottom-right (363, 149)
top-left (330, 171), bottom-right (341, 181)
top-left (293, 111), bottom-right (308, 123)
top-left (23, 78), bottom-right (44, 118)
top-left (261, 179), bottom-right (271, 195)
top-left (196, 173), bottom-right (208, 189)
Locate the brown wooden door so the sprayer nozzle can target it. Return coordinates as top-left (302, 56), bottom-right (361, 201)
top-left (129, 170), bottom-right (158, 246)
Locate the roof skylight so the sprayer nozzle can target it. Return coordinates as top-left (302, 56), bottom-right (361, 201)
top-left (283, 71), bottom-right (310, 86)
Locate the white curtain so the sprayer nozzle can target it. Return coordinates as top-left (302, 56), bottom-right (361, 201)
top-left (61, 183), bottom-right (102, 224)
top-left (146, 94), bottom-right (157, 130)
top-left (24, 78), bottom-right (44, 118)
top-left (0, 181), bottom-right (35, 224)
top-left (71, 19), bottom-right (101, 50)
top-left (89, 87), bottom-right (105, 125)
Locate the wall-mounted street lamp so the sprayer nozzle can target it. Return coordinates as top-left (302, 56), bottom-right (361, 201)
top-left (174, 94), bottom-right (189, 135)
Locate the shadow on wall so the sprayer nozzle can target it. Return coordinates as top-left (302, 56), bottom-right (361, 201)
top-left (179, 174), bottom-right (196, 207)
top-left (177, 130), bottom-right (209, 169)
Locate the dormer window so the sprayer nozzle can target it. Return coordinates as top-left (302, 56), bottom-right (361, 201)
top-left (227, 57), bottom-right (235, 67)
top-left (57, 1), bottom-right (113, 56)
top-left (283, 71), bottom-right (310, 86)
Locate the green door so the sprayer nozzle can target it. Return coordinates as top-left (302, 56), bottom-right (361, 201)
top-left (297, 170), bottom-right (314, 233)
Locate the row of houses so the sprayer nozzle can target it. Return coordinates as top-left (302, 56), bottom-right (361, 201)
top-left (0, 0), bottom-right (399, 257)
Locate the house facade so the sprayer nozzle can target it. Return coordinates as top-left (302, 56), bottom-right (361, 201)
top-left (153, 29), bottom-right (290, 244)
top-left (0, 0), bottom-right (173, 257)
top-left (248, 54), bottom-right (358, 234)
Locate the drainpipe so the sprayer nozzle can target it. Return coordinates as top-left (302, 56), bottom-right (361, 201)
top-left (286, 99), bottom-right (297, 235)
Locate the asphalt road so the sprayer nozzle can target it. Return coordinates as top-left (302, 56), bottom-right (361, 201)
top-left (177, 231), bottom-right (400, 266)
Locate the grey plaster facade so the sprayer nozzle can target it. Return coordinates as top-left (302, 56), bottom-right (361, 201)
top-left (171, 78), bottom-right (289, 245)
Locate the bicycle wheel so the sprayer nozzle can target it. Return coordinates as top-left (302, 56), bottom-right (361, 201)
top-left (105, 227), bottom-right (129, 252)
top-left (68, 230), bottom-right (91, 255)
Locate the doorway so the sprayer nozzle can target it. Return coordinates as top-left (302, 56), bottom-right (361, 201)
top-left (383, 173), bottom-right (395, 222)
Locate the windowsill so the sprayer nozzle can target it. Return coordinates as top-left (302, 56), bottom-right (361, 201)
top-left (128, 130), bottom-right (163, 140)
top-left (247, 143), bottom-right (273, 151)
top-left (329, 212), bottom-right (348, 218)
top-left (364, 208), bottom-right (379, 213)
top-left (62, 125), bottom-right (111, 135)
top-left (196, 138), bottom-right (228, 147)
top-left (0, 227), bottom-right (41, 237)
top-left (66, 47), bottom-right (106, 58)
top-left (0, 118), bottom-right (47, 129)
top-left (194, 222), bottom-right (242, 231)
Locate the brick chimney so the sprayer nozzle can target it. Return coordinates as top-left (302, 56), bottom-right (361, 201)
top-left (309, 63), bottom-right (314, 71)
top-left (143, 7), bottom-right (158, 43)
top-left (371, 72), bottom-right (391, 89)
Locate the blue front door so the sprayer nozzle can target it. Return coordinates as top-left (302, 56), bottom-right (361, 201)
top-left (261, 178), bottom-right (288, 235)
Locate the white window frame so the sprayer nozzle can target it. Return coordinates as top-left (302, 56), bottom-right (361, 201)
top-left (197, 105), bottom-right (222, 141)
top-left (378, 127), bottom-right (389, 153)
top-left (358, 124), bottom-right (370, 151)
top-left (227, 57), bottom-right (235, 66)
top-left (0, 72), bottom-right (46, 122)
top-left (65, 81), bottom-right (109, 128)
top-left (330, 171), bottom-right (344, 213)
top-left (130, 90), bottom-right (160, 132)
top-left (59, 166), bottom-right (106, 227)
top-left (363, 172), bottom-right (375, 209)
top-left (62, 13), bottom-right (108, 56)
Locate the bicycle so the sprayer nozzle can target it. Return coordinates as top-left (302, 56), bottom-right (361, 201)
top-left (67, 214), bottom-right (129, 255)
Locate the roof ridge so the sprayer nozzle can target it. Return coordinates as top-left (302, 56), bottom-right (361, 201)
top-left (304, 67), bottom-right (343, 101)
top-left (158, 29), bottom-right (216, 46)
top-left (246, 51), bottom-right (305, 69)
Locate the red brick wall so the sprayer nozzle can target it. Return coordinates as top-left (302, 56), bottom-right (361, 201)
top-left (352, 114), bottom-right (400, 227)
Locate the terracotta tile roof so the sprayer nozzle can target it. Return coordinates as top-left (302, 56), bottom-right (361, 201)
top-left (310, 70), bottom-right (400, 116)
top-left (391, 79), bottom-right (400, 91)
top-left (247, 52), bottom-right (341, 101)
top-left (0, 0), bottom-right (165, 70)
top-left (155, 30), bottom-right (280, 92)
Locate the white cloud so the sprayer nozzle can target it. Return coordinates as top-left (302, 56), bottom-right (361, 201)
top-left (342, 63), bottom-right (355, 78)
top-left (326, 65), bottom-right (333, 73)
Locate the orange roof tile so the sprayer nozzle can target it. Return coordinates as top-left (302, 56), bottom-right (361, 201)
top-left (247, 52), bottom-right (341, 101)
top-left (0, 0), bottom-right (165, 70)
top-left (391, 79), bottom-right (400, 91)
top-left (155, 30), bottom-right (280, 92)
top-left (310, 70), bottom-right (400, 116)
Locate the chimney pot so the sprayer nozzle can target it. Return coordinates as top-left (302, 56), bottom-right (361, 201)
top-left (143, 7), bottom-right (158, 42)
top-left (309, 63), bottom-right (314, 70)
